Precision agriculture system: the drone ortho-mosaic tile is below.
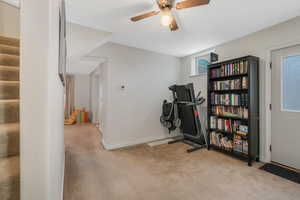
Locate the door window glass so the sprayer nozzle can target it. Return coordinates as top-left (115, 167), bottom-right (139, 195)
top-left (282, 55), bottom-right (300, 111)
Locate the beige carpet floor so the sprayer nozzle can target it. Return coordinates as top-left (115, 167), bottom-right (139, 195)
top-left (64, 124), bottom-right (300, 200)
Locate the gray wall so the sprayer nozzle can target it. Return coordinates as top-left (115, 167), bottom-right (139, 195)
top-left (180, 16), bottom-right (300, 161)
top-left (90, 42), bottom-right (181, 149)
top-left (20, 0), bottom-right (65, 199)
top-left (0, 2), bottom-right (19, 38)
top-left (89, 67), bottom-right (101, 124)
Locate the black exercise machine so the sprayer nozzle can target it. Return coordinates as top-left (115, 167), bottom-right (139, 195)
top-left (160, 83), bottom-right (207, 153)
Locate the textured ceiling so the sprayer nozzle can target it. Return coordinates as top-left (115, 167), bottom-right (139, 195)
top-left (66, 0), bottom-right (300, 57)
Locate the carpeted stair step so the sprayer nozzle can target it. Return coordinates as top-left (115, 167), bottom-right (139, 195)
top-left (0, 66), bottom-right (19, 81)
top-left (0, 156), bottom-right (20, 200)
top-left (0, 100), bottom-right (19, 124)
top-left (0, 54), bottom-right (19, 67)
top-left (0, 36), bottom-right (20, 200)
top-left (0, 36), bottom-right (19, 47)
top-left (0, 123), bottom-right (19, 158)
top-left (0, 81), bottom-right (19, 99)
top-left (0, 44), bottom-right (19, 56)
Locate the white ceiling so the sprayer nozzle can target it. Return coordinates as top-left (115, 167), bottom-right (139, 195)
top-left (0, 0), bottom-right (19, 8)
top-left (66, 0), bottom-right (300, 57)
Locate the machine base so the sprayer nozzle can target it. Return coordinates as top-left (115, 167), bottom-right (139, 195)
top-left (168, 137), bottom-right (206, 153)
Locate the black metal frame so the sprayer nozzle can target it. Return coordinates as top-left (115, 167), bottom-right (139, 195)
top-left (168, 137), bottom-right (206, 153)
top-left (207, 56), bottom-right (260, 166)
top-left (168, 84), bottom-right (207, 153)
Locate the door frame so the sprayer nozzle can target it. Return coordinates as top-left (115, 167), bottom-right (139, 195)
top-left (264, 38), bottom-right (300, 163)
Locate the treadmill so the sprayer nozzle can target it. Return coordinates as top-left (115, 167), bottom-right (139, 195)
top-left (168, 83), bottom-right (207, 153)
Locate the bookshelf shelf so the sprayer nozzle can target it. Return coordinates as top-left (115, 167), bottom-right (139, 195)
top-left (209, 73), bottom-right (248, 81)
top-left (210, 145), bottom-right (249, 160)
top-left (211, 104), bottom-right (248, 107)
top-left (210, 89), bottom-right (248, 93)
top-left (209, 128), bottom-right (233, 134)
top-left (209, 129), bottom-right (248, 138)
top-left (210, 114), bottom-right (248, 121)
top-left (207, 55), bottom-right (259, 166)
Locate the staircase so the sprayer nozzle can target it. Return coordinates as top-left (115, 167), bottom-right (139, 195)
top-left (0, 36), bottom-right (20, 200)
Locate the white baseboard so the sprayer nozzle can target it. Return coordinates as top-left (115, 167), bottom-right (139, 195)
top-left (98, 126), bottom-right (103, 134)
top-left (102, 133), bottom-right (181, 150)
top-left (61, 152), bottom-right (65, 200)
top-left (259, 156), bottom-right (267, 163)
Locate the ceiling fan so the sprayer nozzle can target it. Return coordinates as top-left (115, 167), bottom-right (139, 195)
top-left (130, 0), bottom-right (210, 31)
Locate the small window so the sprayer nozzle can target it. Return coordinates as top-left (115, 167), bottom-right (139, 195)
top-left (191, 54), bottom-right (210, 76)
top-left (282, 55), bottom-right (300, 111)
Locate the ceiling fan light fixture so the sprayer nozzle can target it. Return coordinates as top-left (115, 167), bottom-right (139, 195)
top-left (131, 0), bottom-right (211, 31)
top-left (160, 9), bottom-right (173, 26)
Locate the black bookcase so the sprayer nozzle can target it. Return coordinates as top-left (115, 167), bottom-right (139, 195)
top-left (207, 56), bottom-right (259, 166)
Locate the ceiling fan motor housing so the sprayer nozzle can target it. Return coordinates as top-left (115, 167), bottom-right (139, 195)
top-left (157, 0), bottom-right (174, 10)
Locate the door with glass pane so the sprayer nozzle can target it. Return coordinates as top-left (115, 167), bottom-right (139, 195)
top-left (271, 45), bottom-right (300, 170)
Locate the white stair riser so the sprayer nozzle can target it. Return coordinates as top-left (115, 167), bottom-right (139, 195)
top-left (0, 103), bottom-right (19, 123)
top-left (0, 45), bottom-right (19, 56)
top-left (0, 156), bottom-right (20, 200)
top-left (0, 69), bottom-right (19, 81)
top-left (0, 83), bottom-right (19, 99)
top-left (0, 177), bottom-right (20, 200)
top-left (0, 37), bottom-right (19, 47)
top-left (0, 55), bottom-right (19, 67)
top-left (0, 131), bottom-right (19, 158)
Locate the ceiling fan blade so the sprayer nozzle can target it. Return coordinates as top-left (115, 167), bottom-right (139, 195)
top-left (176, 0), bottom-right (209, 10)
top-left (131, 11), bottom-right (160, 22)
top-left (169, 18), bottom-right (179, 31)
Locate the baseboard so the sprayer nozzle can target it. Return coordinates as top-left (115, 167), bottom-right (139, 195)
top-left (259, 155), bottom-right (267, 163)
top-left (102, 133), bottom-right (181, 150)
top-left (61, 151), bottom-right (65, 200)
top-left (98, 126), bottom-right (103, 134)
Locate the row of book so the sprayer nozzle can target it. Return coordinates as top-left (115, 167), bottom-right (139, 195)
top-left (210, 60), bottom-right (248, 78)
top-left (210, 132), bottom-right (248, 154)
top-left (211, 78), bottom-right (248, 91)
top-left (211, 105), bottom-right (248, 119)
top-left (237, 125), bottom-right (248, 136)
top-left (242, 77), bottom-right (248, 89)
top-left (210, 132), bottom-right (233, 149)
top-left (210, 117), bottom-right (248, 136)
top-left (211, 93), bottom-right (248, 107)
top-left (234, 135), bottom-right (248, 154)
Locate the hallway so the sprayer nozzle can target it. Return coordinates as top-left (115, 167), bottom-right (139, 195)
top-left (64, 124), bottom-right (300, 200)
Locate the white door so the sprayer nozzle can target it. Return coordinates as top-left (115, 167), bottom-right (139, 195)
top-left (94, 75), bottom-right (100, 124)
top-left (271, 44), bottom-right (300, 170)
top-left (98, 72), bottom-right (104, 130)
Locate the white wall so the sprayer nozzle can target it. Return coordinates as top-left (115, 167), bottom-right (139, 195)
top-left (0, 0), bottom-right (19, 8)
top-left (180, 16), bottom-right (300, 162)
top-left (20, 0), bottom-right (65, 200)
top-left (0, 1), bottom-right (19, 38)
top-left (90, 43), bottom-right (181, 149)
top-left (98, 61), bottom-right (108, 134)
top-left (66, 23), bottom-right (111, 60)
top-left (89, 67), bottom-right (100, 124)
top-left (74, 74), bottom-right (90, 110)
top-left (180, 53), bottom-right (212, 107)
top-left (66, 22), bottom-right (111, 74)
